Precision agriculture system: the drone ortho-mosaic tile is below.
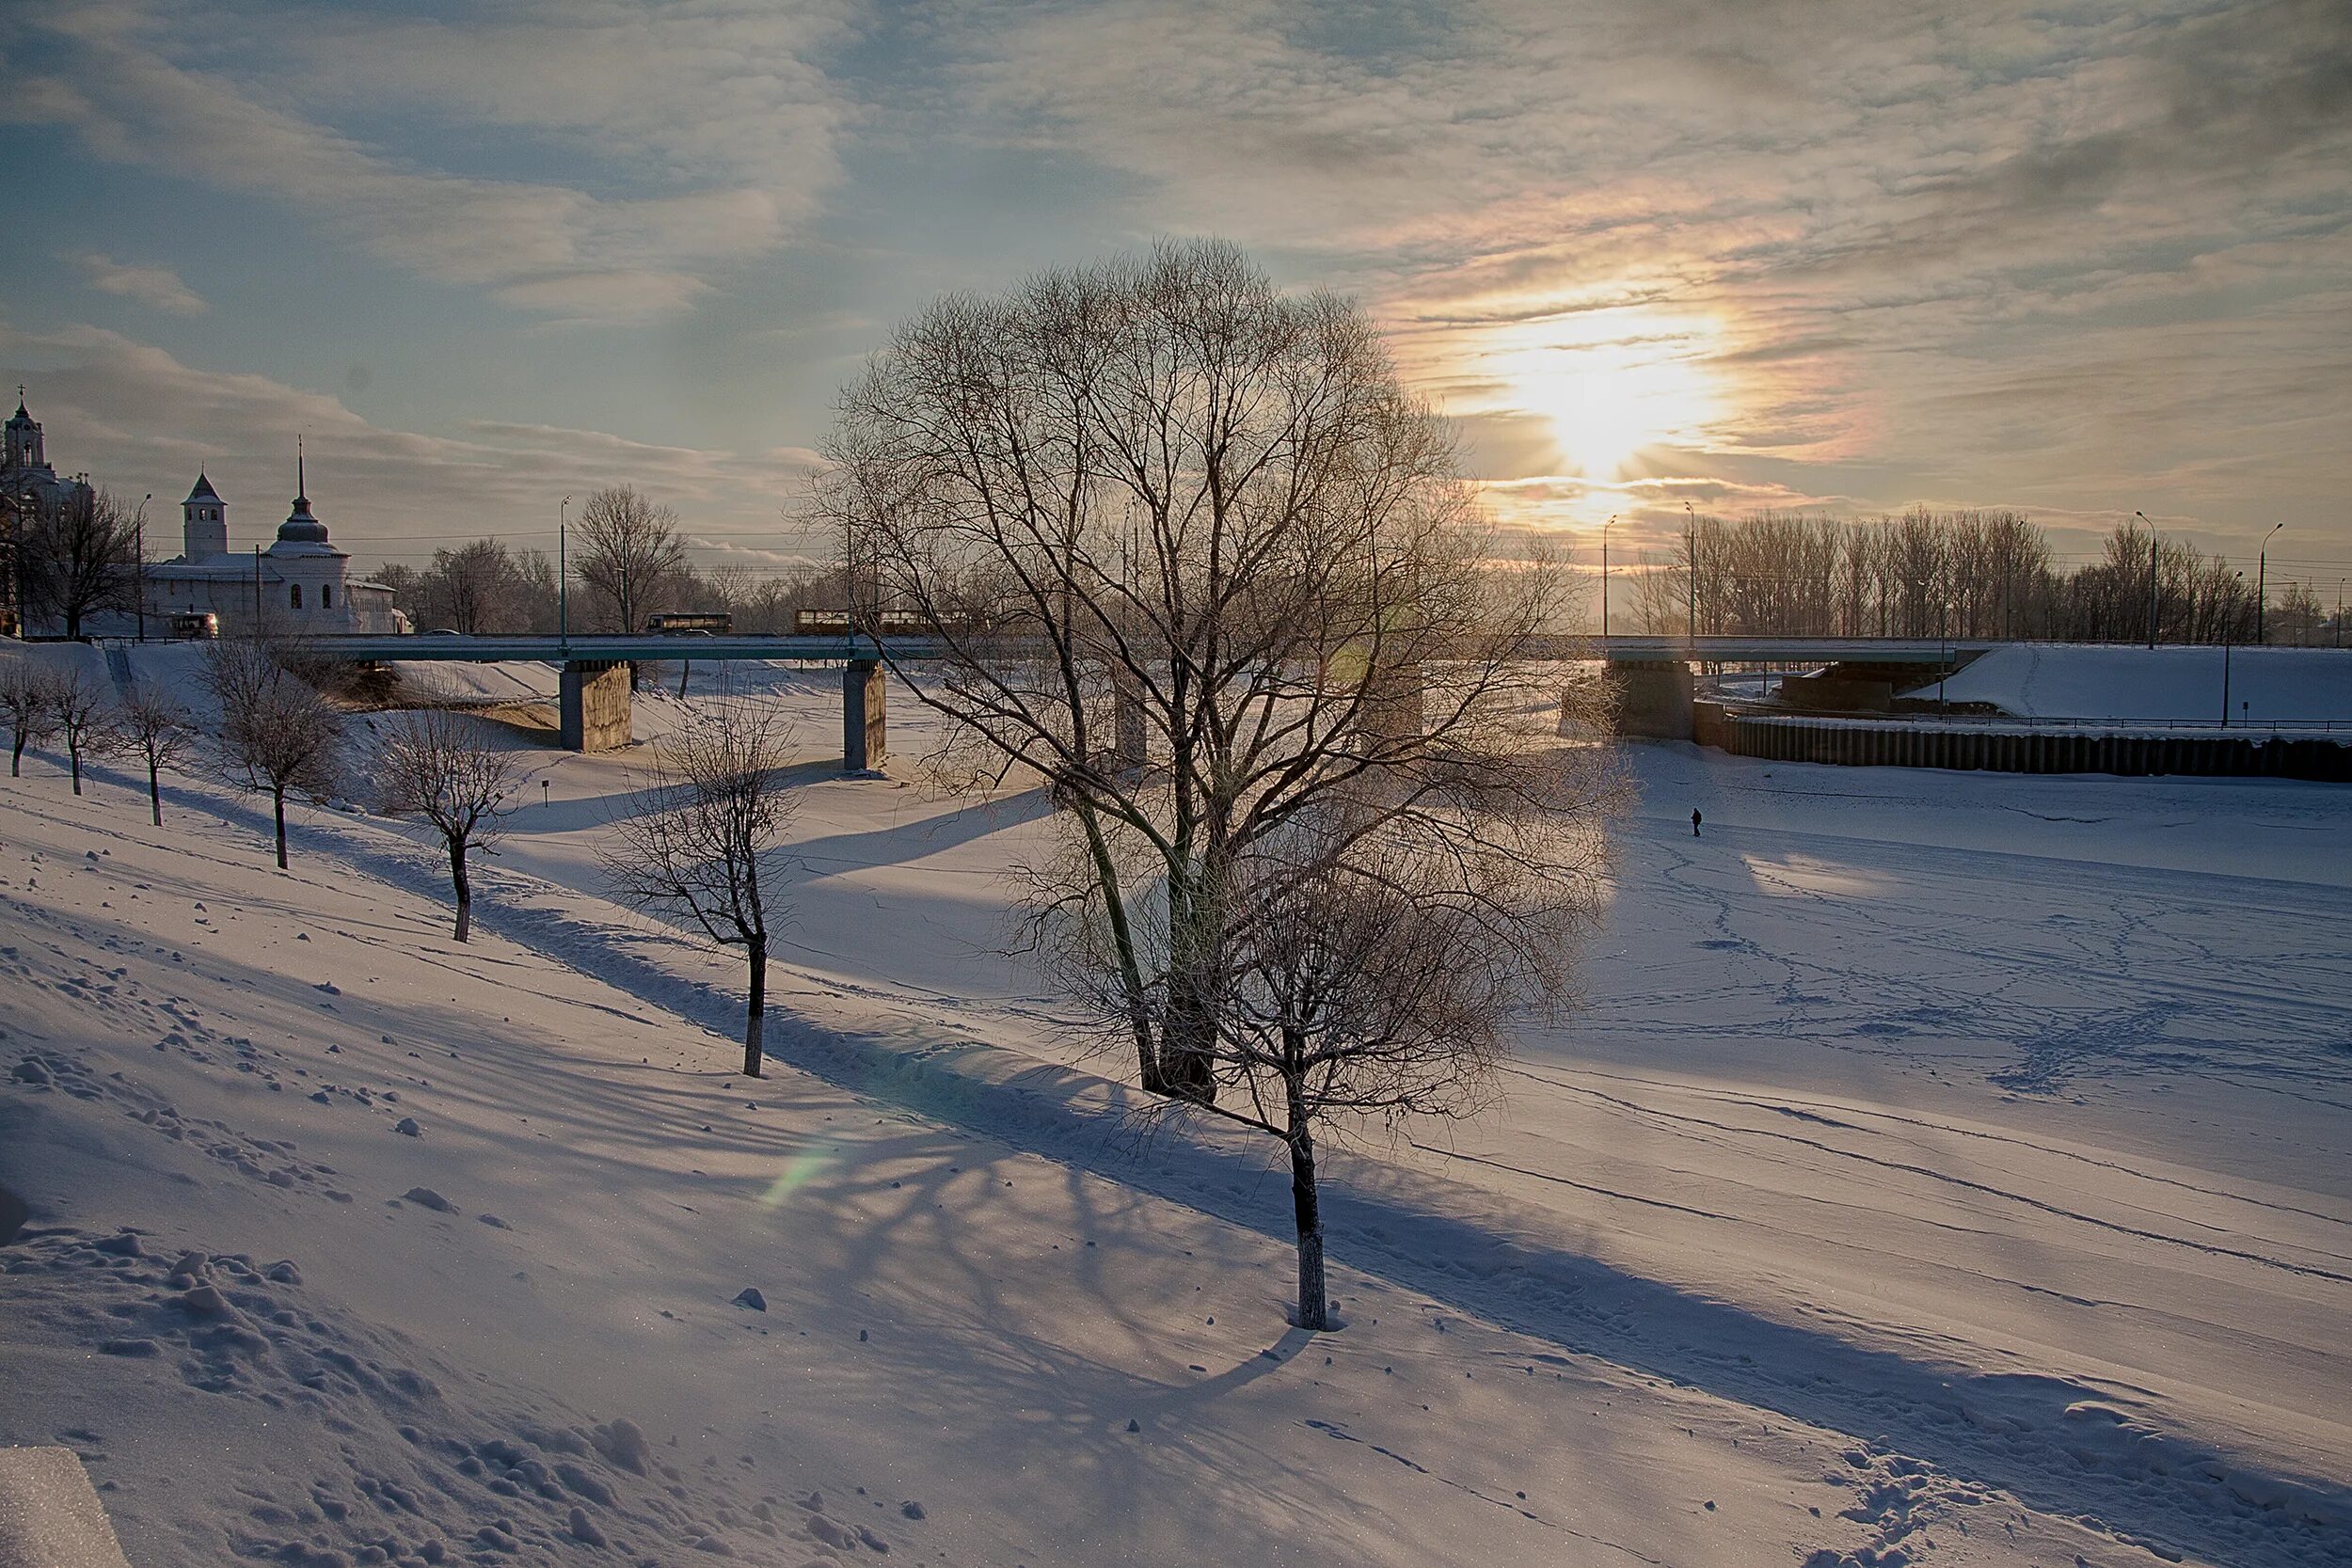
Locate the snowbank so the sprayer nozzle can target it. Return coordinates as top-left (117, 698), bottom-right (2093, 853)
top-left (1904, 642), bottom-right (2352, 724)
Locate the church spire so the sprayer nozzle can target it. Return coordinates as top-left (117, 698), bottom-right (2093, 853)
top-left (294, 435), bottom-right (307, 507)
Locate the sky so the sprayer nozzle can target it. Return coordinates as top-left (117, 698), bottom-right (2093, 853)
top-left (2, 0), bottom-right (2348, 594)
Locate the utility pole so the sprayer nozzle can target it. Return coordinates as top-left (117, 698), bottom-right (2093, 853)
top-left (2256, 522), bottom-right (2283, 646)
top-left (2136, 511), bottom-right (2157, 648)
top-left (1600, 514), bottom-right (1614, 639)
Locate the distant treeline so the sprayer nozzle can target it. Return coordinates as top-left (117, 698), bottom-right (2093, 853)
top-left (373, 541), bottom-right (847, 635)
top-left (1630, 509), bottom-right (2337, 644)
top-left (372, 485), bottom-right (846, 636)
top-left (375, 501), bottom-right (2339, 647)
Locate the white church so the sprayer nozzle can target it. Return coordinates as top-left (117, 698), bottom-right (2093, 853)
top-left (146, 456), bottom-right (406, 635)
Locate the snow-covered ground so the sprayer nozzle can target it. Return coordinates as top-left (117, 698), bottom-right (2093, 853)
top-left (4, 645), bottom-right (2348, 1568)
top-left (1899, 643), bottom-right (2352, 726)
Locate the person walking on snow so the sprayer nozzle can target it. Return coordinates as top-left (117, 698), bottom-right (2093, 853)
top-left (1692, 808), bottom-right (1702, 838)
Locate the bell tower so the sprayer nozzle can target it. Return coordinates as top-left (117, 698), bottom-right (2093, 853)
top-left (4, 389), bottom-right (45, 474)
top-left (183, 471), bottom-right (228, 561)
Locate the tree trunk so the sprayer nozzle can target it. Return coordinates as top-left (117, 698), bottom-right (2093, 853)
top-left (273, 786), bottom-right (289, 869)
top-left (743, 941), bottom-right (767, 1078)
top-left (10, 737), bottom-right (24, 777)
top-left (450, 838), bottom-right (471, 942)
top-left (1161, 857), bottom-right (1225, 1104)
top-left (68, 742), bottom-right (83, 796)
top-left (148, 763), bottom-right (163, 826)
top-left (1288, 1108), bottom-right (1328, 1331)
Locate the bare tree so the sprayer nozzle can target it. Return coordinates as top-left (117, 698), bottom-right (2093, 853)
top-left (203, 638), bottom-right (343, 869)
top-left (373, 708), bottom-right (521, 941)
top-left (574, 485), bottom-right (687, 636)
top-left (1, 661), bottom-right (59, 778)
top-left (22, 488), bottom-right (139, 638)
top-left (1190, 806), bottom-right (1605, 1329)
top-left (603, 699), bottom-right (795, 1077)
top-left (118, 683), bottom-right (198, 825)
top-left (50, 667), bottom-right (116, 797)
top-left (820, 239), bottom-right (1610, 1104)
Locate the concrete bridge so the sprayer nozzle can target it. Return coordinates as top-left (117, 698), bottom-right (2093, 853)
top-left (310, 631), bottom-right (1994, 764)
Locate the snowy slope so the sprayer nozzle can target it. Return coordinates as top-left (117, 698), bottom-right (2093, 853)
top-left (1900, 642), bottom-right (2352, 723)
top-left (3, 643), bottom-right (2348, 1568)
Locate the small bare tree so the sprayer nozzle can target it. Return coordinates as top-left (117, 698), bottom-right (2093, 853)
top-left (574, 485), bottom-right (687, 636)
top-left (603, 699), bottom-right (795, 1077)
top-left (373, 708), bottom-right (521, 941)
top-left (1, 661), bottom-right (59, 778)
top-left (117, 684), bottom-right (198, 825)
top-left (1176, 802), bottom-right (1607, 1330)
top-left (50, 667), bottom-right (116, 797)
top-left (204, 638), bottom-right (343, 869)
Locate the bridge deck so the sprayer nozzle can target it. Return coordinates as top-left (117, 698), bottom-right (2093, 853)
top-left (302, 633), bottom-right (1992, 666)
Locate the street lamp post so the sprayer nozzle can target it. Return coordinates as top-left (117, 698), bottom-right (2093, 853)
top-left (2221, 570), bottom-right (2242, 726)
top-left (2256, 522), bottom-right (2283, 646)
top-left (1939, 598), bottom-right (1952, 713)
top-left (2135, 510), bottom-right (2158, 648)
top-left (1684, 500), bottom-right (1697, 643)
top-left (134, 493), bottom-right (151, 642)
top-left (558, 495), bottom-right (571, 648)
top-left (1600, 514), bottom-right (1614, 640)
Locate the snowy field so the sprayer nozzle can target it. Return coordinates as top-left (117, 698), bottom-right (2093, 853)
top-left (1898, 643), bottom-right (2352, 726)
top-left (4, 647), bottom-right (2348, 1568)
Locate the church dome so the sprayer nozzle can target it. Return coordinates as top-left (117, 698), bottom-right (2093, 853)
top-left (274, 450), bottom-right (333, 548)
top-left (278, 502), bottom-right (330, 546)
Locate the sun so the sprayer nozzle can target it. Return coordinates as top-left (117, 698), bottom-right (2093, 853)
top-left (1497, 308), bottom-right (1721, 478)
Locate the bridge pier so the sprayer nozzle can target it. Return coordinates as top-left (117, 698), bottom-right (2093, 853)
top-left (1113, 672), bottom-right (1149, 774)
top-left (559, 659), bottom-right (632, 752)
top-left (844, 658), bottom-right (887, 772)
top-left (1610, 659), bottom-right (1694, 740)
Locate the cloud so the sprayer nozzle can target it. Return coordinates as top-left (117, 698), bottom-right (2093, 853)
top-left (70, 252), bottom-right (208, 314)
top-left (933, 0), bottom-right (2352, 538)
top-left (10, 2), bottom-right (855, 324)
top-left (0, 321), bottom-right (828, 562)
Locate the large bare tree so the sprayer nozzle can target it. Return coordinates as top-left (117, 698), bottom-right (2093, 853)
top-left (373, 708), bottom-right (522, 941)
top-left (203, 638), bottom-right (344, 869)
top-left (573, 485), bottom-right (687, 636)
top-left (1, 661), bottom-right (59, 778)
top-left (22, 488), bottom-right (139, 639)
top-left (118, 683), bottom-right (198, 825)
top-left (818, 238), bottom-right (1609, 1103)
top-left (603, 698), bottom-right (795, 1078)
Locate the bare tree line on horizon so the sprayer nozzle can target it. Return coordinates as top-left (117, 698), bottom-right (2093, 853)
top-left (1629, 507), bottom-right (2340, 645)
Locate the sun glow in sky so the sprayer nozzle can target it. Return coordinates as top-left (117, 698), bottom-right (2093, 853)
top-left (3, 2), bottom-right (2347, 562)
top-left (1489, 308), bottom-right (1724, 481)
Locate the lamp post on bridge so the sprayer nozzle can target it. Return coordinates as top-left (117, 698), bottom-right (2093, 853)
top-left (1938, 598), bottom-right (1952, 714)
top-left (2256, 522), bottom-right (2283, 646)
top-left (2221, 570), bottom-right (2242, 726)
top-left (558, 495), bottom-right (571, 651)
top-left (1600, 514), bottom-right (1614, 640)
top-left (2136, 510), bottom-right (2158, 648)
